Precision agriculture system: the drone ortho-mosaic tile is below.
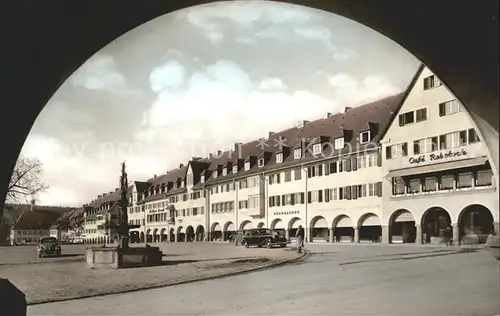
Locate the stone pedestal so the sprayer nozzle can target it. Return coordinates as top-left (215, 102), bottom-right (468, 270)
top-left (86, 246), bottom-right (163, 269)
top-left (0, 278), bottom-right (26, 316)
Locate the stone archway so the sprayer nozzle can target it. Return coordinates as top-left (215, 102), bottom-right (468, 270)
top-left (389, 209), bottom-right (416, 244)
top-left (421, 207), bottom-right (451, 244)
top-left (195, 225), bottom-right (205, 242)
top-left (223, 221), bottom-right (235, 242)
top-left (458, 204), bottom-right (496, 244)
top-left (333, 215), bottom-right (353, 242)
top-left (140, 231), bottom-right (145, 243)
top-left (239, 220), bottom-right (252, 230)
top-left (169, 228), bottom-right (175, 242)
top-left (211, 222), bottom-right (222, 241)
top-left (185, 225), bottom-right (195, 242)
top-left (146, 229), bottom-right (152, 243)
top-left (160, 228), bottom-right (167, 242)
top-left (176, 226), bottom-right (184, 242)
top-left (310, 216), bottom-right (329, 242)
top-left (288, 217), bottom-right (303, 241)
top-left (270, 218), bottom-right (285, 230)
top-left (257, 222), bottom-right (265, 228)
top-left (153, 228), bottom-right (159, 243)
top-left (358, 213), bottom-right (382, 243)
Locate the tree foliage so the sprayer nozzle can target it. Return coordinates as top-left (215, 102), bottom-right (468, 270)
top-left (7, 156), bottom-right (48, 203)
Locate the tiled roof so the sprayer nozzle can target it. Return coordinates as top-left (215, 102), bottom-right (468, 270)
top-left (9, 204), bottom-right (72, 230)
top-left (92, 92), bottom-right (405, 201)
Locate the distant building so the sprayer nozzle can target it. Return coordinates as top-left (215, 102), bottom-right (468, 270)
top-left (8, 200), bottom-right (74, 245)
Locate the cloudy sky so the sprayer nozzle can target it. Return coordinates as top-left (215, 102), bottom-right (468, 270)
top-left (21, 1), bottom-right (420, 206)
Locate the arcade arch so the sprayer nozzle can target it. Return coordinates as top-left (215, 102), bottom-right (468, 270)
top-left (389, 209), bottom-right (415, 244)
top-left (333, 215), bottom-right (353, 242)
top-left (239, 220), bottom-right (252, 230)
top-left (153, 228), bottom-right (159, 243)
top-left (160, 228), bottom-right (167, 242)
top-left (185, 225), bottom-right (195, 242)
top-left (270, 218), bottom-right (285, 230)
top-left (223, 221), bottom-right (235, 241)
top-left (288, 217), bottom-right (302, 239)
top-left (211, 222), bottom-right (222, 241)
top-left (310, 216), bottom-right (329, 242)
top-left (458, 204), bottom-right (495, 244)
top-left (176, 226), bottom-right (185, 242)
top-left (358, 213), bottom-right (382, 243)
top-left (169, 228), bottom-right (175, 242)
top-left (257, 222), bottom-right (265, 229)
top-left (195, 225), bottom-right (205, 242)
top-left (421, 207), bottom-right (451, 244)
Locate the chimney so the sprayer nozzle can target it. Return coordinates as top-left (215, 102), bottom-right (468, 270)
top-left (233, 142), bottom-right (242, 152)
top-left (165, 170), bottom-right (169, 174)
top-left (153, 174), bottom-right (157, 179)
top-left (109, 191), bottom-right (113, 195)
top-left (30, 199), bottom-right (36, 212)
top-left (97, 195), bottom-right (102, 199)
top-left (102, 193), bottom-right (107, 197)
top-left (209, 153), bottom-right (214, 158)
top-left (192, 157), bottom-right (202, 161)
top-left (324, 112), bottom-right (332, 119)
top-left (340, 106), bottom-right (352, 114)
top-left (296, 120), bottom-right (309, 129)
top-left (267, 132), bottom-right (275, 139)
top-left (217, 150), bottom-right (222, 156)
top-left (179, 163), bottom-right (184, 168)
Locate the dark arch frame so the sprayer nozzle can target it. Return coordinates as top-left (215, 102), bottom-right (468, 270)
top-left (1, 1), bottom-right (498, 217)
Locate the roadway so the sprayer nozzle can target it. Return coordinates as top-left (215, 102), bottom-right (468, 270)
top-left (28, 243), bottom-right (500, 316)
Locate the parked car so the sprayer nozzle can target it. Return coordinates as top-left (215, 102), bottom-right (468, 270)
top-left (37, 236), bottom-right (61, 258)
top-left (241, 228), bottom-right (288, 248)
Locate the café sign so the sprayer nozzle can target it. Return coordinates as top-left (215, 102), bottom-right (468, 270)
top-left (409, 148), bottom-right (468, 165)
top-left (273, 210), bottom-right (300, 216)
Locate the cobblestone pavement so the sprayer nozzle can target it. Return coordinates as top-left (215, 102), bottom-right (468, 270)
top-left (27, 243), bottom-right (500, 316)
top-left (0, 242), bottom-right (301, 304)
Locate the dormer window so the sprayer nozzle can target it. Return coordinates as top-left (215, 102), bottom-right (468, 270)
top-left (258, 158), bottom-right (265, 168)
top-left (334, 137), bottom-right (344, 150)
top-left (222, 168), bottom-right (227, 176)
top-left (276, 153), bottom-right (283, 163)
top-left (244, 161), bottom-right (250, 171)
top-left (213, 170), bottom-right (218, 179)
top-left (360, 131), bottom-right (370, 144)
top-left (200, 174), bottom-right (205, 183)
top-left (232, 165), bottom-right (238, 174)
top-left (294, 148), bottom-right (302, 159)
top-left (312, 143), bottom-right (322, 155)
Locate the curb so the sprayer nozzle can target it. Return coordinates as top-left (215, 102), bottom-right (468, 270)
top-left (27, 250), bottom-right (309, 306)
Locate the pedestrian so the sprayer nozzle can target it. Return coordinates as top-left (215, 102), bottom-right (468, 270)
top-left (444, 225), bottom-right (452, 246)
top-left (295, 225), bottom-right (305, 253)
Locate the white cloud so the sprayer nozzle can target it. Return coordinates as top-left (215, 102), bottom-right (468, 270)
top-left (206, 31), bottom-right (224, 43)
top-left (294, 25), bottom-right (333, 49)
top-left (235, 37), bottom-right (254, 45)
top-left (149, 60), bottom-right (187, 92)
top-left (259, 78), bottom-right (287, 90)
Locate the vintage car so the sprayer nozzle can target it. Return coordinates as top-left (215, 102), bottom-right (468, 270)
top-left (241, 228), bottom-right (288, 248)
top-left (37, 236), bottom-right (61, 258)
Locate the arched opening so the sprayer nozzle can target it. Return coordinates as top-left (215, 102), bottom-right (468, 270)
top-left (195, 225), bottom-right (205, 242)
top-left (270, 218), bottom-right (285, 230)
top-left (389, 209), bottom-right (416, 244)
top-left (146, 229), bottom-right (152, 243)
top-left (223, 221), bottom-right (235, 242)
top-left (358, 213), bottom-right (382, 243)
top-left (458, 204), bottom-right (495, 244)
top-left (239, 220), bottom-right (252, 230)
top-left (153, 228), bottom-right (159, 243)
top-left (421, 207), bottom-right (451, 244)
top-left (160, 228), bottom-right (167, 242)
top-left (169, 228), bottom-right (175, 242)
top-left (185, 225), bottom-right (195, 242)
top-left (140, 231), bottom-right (145, 243)
top-left (333, 215), bottom-right (353, 242)
top-left (176, 226), bottom-right (185, 242)
top-left (257, 222), bottom-right (265, 229)
top-left (211, 222), bottom-right (222, 241)
top-left (310, 216), bottom-right (329, 242)
top-left (288, 217), bottom-right (302, 241)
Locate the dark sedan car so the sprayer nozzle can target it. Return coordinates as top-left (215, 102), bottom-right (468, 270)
top-left (37, 236), bottom-right (61, 258)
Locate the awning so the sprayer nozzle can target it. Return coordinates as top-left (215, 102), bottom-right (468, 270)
top-left (385, 156), bottom-right (488, 179)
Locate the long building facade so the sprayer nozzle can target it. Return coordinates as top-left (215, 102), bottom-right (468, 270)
top-left (84, 65), bottom-right (499, 245)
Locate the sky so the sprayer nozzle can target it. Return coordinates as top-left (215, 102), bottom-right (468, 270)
top-left (20, 1), bottom-right (420, 206)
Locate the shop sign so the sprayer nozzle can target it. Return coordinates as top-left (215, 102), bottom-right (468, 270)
top-left (409, 148), bottom-right (468, 165)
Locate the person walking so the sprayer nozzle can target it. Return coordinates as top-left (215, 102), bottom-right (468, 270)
top-left (296, 225), bottom-right (305, 253)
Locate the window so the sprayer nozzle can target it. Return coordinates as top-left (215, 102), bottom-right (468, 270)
top-left (232, 165), bottom-right (238, 174)
top-left (187, 175), bottom-right (194, 186)
top-left (468, 128), bottom-right (480, 144)
top-left (276, 153), bottom-right (283, 163)
top-left (415, 108), bottom-right (427, 122)
top-left (244, 161), bottom-right (250, 171)
top-left (312, 143), bottom-right (322, 155)
top-left (359, 131), bottom-right (370, 144)
top-left (386, 142), bottom-right (408, 159)
top-left (213, 170), bottom-right (218, 179)
top-left (248, 196), bottom-right (260, 208)
top-left (439, 131), bottom-right (462, 149)
top-left (294, 168), bottom-right (302, 180)
top-left (258, 158), bottom-right (265, 167)
top-left (423, 177), bottom-right (437, 192)
top-left (457, 172), bottom-right (472, 188)
top-left (439, 99), bottom-right (460, 116)
top-left (408, 179), bottom-right (421, 194)
top-left (222, 168), bottom-right (227, 176)
top-left (294, 148), bottom-right (302, 159)
top-left (398, 111), bottom-right (415, 126)
top-left (334, 137), bottom-right (344, 150)
top-left (284, 170), bottom-right (292, 182)
top-left (475, 170), bottom-right (493, 187)
top-left (423, 75), bottom-right (442, 90)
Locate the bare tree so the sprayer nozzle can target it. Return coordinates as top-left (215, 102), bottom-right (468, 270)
top-left (7, 156), bottom-right (49, 203)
